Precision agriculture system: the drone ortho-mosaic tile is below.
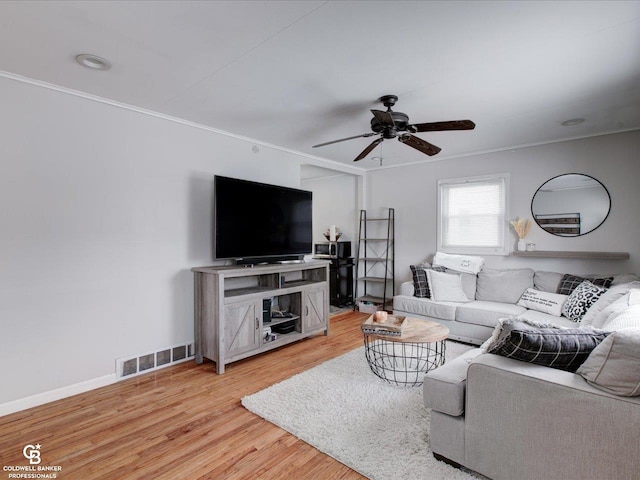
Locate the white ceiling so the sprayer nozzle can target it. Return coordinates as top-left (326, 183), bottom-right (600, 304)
top-left (1, 1), bottom-right (639, 170)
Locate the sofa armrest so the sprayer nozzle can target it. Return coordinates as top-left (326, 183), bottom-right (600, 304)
top-left (399, 281), bottom-right (414, 296)
top-left (464, 353), bottom-right (640, 480)
top-left (423, 348), bottom-right (484, 416)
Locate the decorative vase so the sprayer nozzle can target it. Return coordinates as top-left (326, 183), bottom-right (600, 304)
top-left (517, 239), bottom-right (526, 251)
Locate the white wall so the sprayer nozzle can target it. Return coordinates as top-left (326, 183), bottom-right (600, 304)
top-left (301, 172), bottom-right (359, 250)
top-left (366, 130), bottom-right (640, 287)
top-left (0, 76), bottom-right (332, 407)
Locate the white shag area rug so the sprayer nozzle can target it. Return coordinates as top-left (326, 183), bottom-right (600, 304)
top-left (242, 341), bottom-right (477, 480)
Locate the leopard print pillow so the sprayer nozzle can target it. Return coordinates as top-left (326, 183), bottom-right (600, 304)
top-left (562, 281), bottom-right (607, 322)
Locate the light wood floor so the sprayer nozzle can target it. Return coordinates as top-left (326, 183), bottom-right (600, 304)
top-left (0, 311), bottom-right (369, 479)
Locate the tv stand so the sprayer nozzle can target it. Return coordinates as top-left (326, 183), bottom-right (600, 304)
top-left (192, 260), bottom-right (330, 374)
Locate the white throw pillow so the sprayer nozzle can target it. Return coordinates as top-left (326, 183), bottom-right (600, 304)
top-left (432, 251), bottom-right (485, 274)
top-left (426, 269), bottom-right (471, 303)
top-left (577, 329), bottom-right (640, 396)
top-left (587, 293), bottom-right (634, 329)
top-left (517, 288), bottom-right (568, 317)
top-left (581, 281), bottom-right (640, 327)
top-left (602, 304), bottom-right (640, 331)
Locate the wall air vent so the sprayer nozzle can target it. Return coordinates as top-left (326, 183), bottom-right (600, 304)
top-left (115, 342), bottom-right (194, 379)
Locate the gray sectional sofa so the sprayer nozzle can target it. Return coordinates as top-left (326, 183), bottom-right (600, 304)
top-left (393, 267), bottom-right (636, 345)
top-left (425, 347), bottom-right (640, 480)
top-left (398, 263), bottom-right (640, 479)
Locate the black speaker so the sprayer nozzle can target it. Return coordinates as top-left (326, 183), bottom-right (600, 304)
top-left (262, 298), bottom-right (271, 323)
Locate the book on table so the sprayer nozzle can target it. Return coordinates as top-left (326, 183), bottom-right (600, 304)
top-left (361, 314), bottom-right (407, 336)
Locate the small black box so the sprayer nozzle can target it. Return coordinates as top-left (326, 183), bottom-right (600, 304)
top-left (272, 320), bottom-right (296, 334)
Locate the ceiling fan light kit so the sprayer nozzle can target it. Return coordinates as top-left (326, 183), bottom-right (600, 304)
top-left (313, 94), bottom-right (475, 162)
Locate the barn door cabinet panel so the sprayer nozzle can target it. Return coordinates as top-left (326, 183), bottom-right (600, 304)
top-left (303, 286), bottom-right (327, 333)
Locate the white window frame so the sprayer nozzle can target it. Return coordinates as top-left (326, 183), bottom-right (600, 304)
top-left (437, 173), bottom-right (510, 256)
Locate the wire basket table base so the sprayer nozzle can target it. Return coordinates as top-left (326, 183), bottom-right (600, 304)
top-left (363, 336), bottom-right (446, 387)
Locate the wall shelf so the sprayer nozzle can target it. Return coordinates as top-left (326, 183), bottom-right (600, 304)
top-left (512, 250), bottom-right (629, 260)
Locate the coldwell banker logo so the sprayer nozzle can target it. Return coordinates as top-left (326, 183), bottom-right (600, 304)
top-left (2, 443), bottom-right (63, 479)
top-left (23, 444), bottom-right (41, 465)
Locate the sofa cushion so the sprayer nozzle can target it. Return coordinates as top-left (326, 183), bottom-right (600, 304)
top-left (533, 271), bottom-right (564, 293)
top-left (562, 281), bottom-right (607, 322)
top-left (516, 288), bottom-right (568, 316)
top-left (455, 301), bottom-right (526, 328)
top-left (577, 329), bottom-right (640, 396)
top-left (486, 319), bottom-right (611, 372)
top-left (557, 273), bottom-right (613, 295)
top-left (409, 264), bottom-right (445, 298)
top-left (392, 295), bottom-right (458, 321)
top-left (427, 269), bottom-right (472, 303)
top-left (423, 348), bottom-right (484, 416)
top-left (476, 268), bottom-right (534, 303)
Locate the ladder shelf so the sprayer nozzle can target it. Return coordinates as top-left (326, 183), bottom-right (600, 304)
top-left (354, 208), bottom-right (395, 312)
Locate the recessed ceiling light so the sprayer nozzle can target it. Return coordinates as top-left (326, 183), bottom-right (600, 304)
top-left (561, 118), bottom-right (585, 127)
top-left (75, 54), bottom-right (112, 71)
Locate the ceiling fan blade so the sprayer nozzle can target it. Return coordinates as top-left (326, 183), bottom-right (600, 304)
top-left (371, 109), bottom-right (395, 127)
top-left (398, 134), bottom-right (441, 156)
top-left (312, 132), bottom-right (377, 148)
top-left (410, 120), bottom-right (476, 132)
top-left (354, 137), bottom-right (384, 162)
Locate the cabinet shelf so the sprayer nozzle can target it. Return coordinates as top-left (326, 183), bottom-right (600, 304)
top-left (512, 251), bottom-right (629, 260)
top-left (260, 331), bottom-right (305, 350)
top-left (265, 315), bottom-right (301, 327)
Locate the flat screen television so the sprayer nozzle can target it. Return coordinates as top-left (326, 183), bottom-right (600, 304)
top-left (214, 175), bottom-right (313, 263)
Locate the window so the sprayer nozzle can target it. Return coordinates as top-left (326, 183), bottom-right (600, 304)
top-left (437, 173), bottom-right (509, 255)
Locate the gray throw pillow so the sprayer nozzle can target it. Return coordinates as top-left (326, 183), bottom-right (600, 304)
top-left (577, 329), bottom-right (640, 396)
top-left (476, 268), bottom-right (534, 303)
top-left (487, 319), bottom-right (611, 372)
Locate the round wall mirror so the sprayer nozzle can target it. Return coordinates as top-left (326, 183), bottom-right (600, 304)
top-left (531, 173), bottom-right (611, 237)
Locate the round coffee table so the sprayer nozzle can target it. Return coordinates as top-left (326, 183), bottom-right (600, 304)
top-left (363, 317), bottom-right (449, 386)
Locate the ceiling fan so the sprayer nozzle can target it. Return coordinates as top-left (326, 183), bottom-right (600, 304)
top-left (312, 95), bottom-right (475, 161)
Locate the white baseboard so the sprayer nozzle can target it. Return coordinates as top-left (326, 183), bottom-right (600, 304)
top-left (0, 374), bottom-right (117, 417)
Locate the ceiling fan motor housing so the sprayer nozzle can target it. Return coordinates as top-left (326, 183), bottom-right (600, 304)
top-left (370, 111), bottom-right (409, 137)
